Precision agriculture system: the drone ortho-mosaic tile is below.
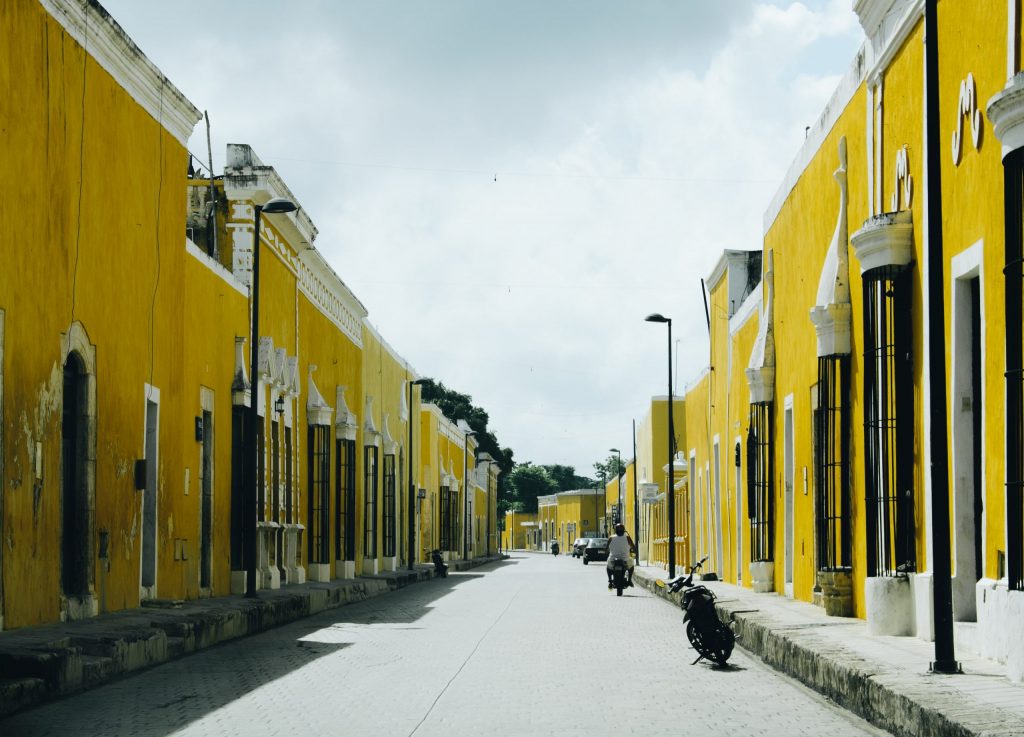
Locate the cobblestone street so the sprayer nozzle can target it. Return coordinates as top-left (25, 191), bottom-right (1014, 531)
top-left (2, 554), bottom-right (893, 737)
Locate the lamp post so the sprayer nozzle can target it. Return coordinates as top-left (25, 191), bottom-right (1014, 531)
top-left (609, 447), bottom-right (622, 525)
top-left (407, 379), bottom-right (427, 570)
top-left (463, 428), bottom-right (476, 561)
top-left (645, 312), bottom-right (676, 577)
top-left (246, 197), bottom-right (298, 598)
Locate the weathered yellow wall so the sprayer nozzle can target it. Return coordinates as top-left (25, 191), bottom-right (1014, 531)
top-left (1, 1), bottom-right (196, 626)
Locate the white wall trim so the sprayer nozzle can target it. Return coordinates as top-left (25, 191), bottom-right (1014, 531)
top-left (38, 0), bottom-right (200, 146)
top-left (186, 239), bottom-right (247, 297)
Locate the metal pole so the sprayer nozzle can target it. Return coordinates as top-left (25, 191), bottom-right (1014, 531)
top-left (667, 318), bottom-right (676, 578)
top-left (924, 0), bottom-right (958, 673)
top-left (245, 205), bottom-right (263, 598)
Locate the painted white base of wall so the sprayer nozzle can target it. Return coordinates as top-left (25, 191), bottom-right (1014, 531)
top-left (259, 565), bottom-right (281, 590)
top-left (363, 558), bottom-right (380, 576)
top-left (750, 561), bottom-right (775, 593)
top-left (230, 570), bottom-right (246, 595)
top-left (307, 563), bottom-right (331, 582)
top-left (976, 578), bottom-right (1024, 683)
top-left (287, 565), bottom-right (306, 585)
top-left (383, 556), bottom-right (397, 572)
top-left (864, 575), bottom-right (914, 636)
top-left (912, 572), bottom-right (934, 641)
top-left (952, 572), bottom-right (978, 621)
top-left (60, 594), bottom-right (98, 622)
top-left (335, 560), bottom-right (356, 580)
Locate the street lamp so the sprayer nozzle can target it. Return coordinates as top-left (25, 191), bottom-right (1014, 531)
top-left (246, 196), bottom-right (298, 598)
top-left (463, 428), bottom-right (476, 561)
top-left (645, 312), bottom-right (676, 577)
top-left (609, 447), bottom-right (622, 525)
top-left (407, 378), bottom-right (427, 570)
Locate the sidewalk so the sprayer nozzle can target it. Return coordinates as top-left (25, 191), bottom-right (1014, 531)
top-left (0, 555), bottom-right (505, 717)
top-left (633, 564), bottom-right (1024, 737)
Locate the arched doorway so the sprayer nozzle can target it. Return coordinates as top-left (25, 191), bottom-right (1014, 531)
top-left (62, 352), bottom-right (89, 599)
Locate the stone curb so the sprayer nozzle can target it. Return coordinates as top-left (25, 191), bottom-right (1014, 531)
top-left (634, 568), bottom-right (1024, 737)
top-left (0, 556), bottom-right (504, 718)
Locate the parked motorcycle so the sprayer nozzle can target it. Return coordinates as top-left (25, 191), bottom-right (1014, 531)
top-left (608, 558), bottom-right (629, 596)
top-left (430, 549), bottom-right (449, 578)
top-left (658, 555), bottom-right (735, 665)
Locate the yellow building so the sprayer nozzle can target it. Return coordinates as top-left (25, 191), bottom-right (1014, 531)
top-left (632, 397), bottom-right (686, 569)
top-left (1, 0), bottom-right (203, 628)
top-left (501, 509), bottom-right (537, 551)
top-left (0, 0), bottom-right (498, 631)
top-left (666, 0), bottom-right (1024, 682)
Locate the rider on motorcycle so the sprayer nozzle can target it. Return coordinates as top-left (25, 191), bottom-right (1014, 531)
top-left (606, 523), bottom-right (636, 589)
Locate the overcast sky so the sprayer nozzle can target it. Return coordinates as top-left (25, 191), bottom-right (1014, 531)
top-left (102, 0), bottom-right (864, 476)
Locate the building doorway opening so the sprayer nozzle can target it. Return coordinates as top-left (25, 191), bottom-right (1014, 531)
top-left (141, 392), bottom-right (159, 599)
top-left (62, 353), bottom-right (89, 599)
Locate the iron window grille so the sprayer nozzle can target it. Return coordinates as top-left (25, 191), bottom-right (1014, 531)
top-left (200, 409), bottom-right (213, 589)
top-left (383, 454), bottom-right (397, 557)
top-left (256, 421), bottom-right (266, 522)
top-left (747, 401), bottom-right (774, 563)
top-left (230, 406), bottom-right (246, 570)
top-left (364, 446), bottom-right (378, 558)
top-left (815, 355), bottom-right (851, 571)
top-left (335, 438), bottom-right (356, 562)
top-left (307, 425), bottom-right (331, 565)
top-left (449, 489), bottom-right (461, 553)
top-left (270, 419), bottom-right (280, 567)
top-left (284, 427), bottom-right (293, 524)
top-left (1004, 146), bottom-right (1024, 590)
top-left (863, 265), bottom-right (916, 577)
top-left (439, 485), bottom-right (451, 551)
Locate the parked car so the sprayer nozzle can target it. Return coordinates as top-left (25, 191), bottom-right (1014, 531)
top-left (572, 537), bottom-right (591, 558)
top-left (583, 537), bottom-right (609, 564)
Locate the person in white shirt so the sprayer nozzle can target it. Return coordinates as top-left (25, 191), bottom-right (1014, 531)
top-left (606, 523), bottom-right (636, 588)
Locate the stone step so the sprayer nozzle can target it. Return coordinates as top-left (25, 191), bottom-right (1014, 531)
top-left (0, 678), bottom-right (47, 718)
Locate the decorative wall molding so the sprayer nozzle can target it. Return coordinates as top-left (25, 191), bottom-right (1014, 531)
top-left (38, 0), bottom-right (201, 146)
top-left (952, 73), bottom-right (983, 165)
top-left (851, 210), bottom-right (915, 274)
top-left (382, 414), bottom-right (399, 455)
top-left (891, 145), bottom-right (913, 211)
top-left (231, 336), bottom-right (250, 407)
top-left (335, 386), bottom-right (358, 441)
top-left (987, 72), bottom-right (1024, 156)
top-left (306, 365), bottom-right (333, 427)
top-left (746, 252), bottom-right (775, 404)
top-left (809, 137), bottom-right (853, 358)
top-left (364, 396), bottom-right (381, 447)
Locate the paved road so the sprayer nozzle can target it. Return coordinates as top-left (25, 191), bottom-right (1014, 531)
top-left (3, 553), bottom-right (892, 737)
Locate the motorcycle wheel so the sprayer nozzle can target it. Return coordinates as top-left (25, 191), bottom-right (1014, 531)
top-left (686, 620), bottom-right (731, 665)
top-left (614, 569), bottom-right (625, 596)
top-left (583, 558), bottom-right (589, 565)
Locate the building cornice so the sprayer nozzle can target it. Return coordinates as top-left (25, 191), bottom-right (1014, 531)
top-left (850, 210), bottom-right (914, 274)
top-left (39, 0), bottom-right (201, 147)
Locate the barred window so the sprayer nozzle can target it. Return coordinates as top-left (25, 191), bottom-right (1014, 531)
top-left (815, 355), bottom-right (851, 571)
top-left (364, 446), bottom-right (378, 558)
top-left (449, 488), bottom-right (461, 553)
top-left (335, 438), bottom-right (356, 561)
top-left (383, 454), bottom-right (397, 557)
top-left (747, 402), bottom-right (774, 563)
top-left (257, 420), bottom-right (266, 522)
top-left (1004, 147), bottom-right (1024, 590)
top-left (230, 406), bottom-right (246, 570)
top-left (307, 425), bottom-right (330, 565)
top-left (863, 265), bottom-right (916, 577)
top-left (285, 426), bottom-right (293, 524)
top-left (439, 485), bottom-right (451, 551)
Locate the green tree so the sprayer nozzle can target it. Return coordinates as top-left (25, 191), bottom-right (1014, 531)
top-left (593, 454), bottom-right (626, 484)
top-left (506, 463), bottom-right (559, 513)
top-left (540, 464), bottom-right (596, 491)
top-left (418, 378), bottom-right (515, 501)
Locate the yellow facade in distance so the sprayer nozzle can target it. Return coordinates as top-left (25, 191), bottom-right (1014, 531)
top-left (501, 510), bottom-right (537, 551)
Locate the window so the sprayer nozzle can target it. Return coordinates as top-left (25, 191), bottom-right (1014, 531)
top-left (863, 265), bottom-right (916, 577)
top-left (335, 438), bottom-right (356, 561)
top-left (815, 355), bottom-right (851, 571)
top-left (747, 402), bottom-right (774, 563)
top-left (230, 406), bottom-right (246, 570)
top-left (439, 485), bottom-right (451, 551)
top-left (383, 454), bottom-right (397, 557)
top-left (1004, 148), bottom-right (1024, 590)
top-left (256, 420), bottom-right (266, 523)
top-left (307, 425), bottom-right (330, 565)
top-left (284, 427), bottom-right (293, 524)
top-left (364, 446), bottom-right (378, 558)
top-left (271, 420), bottom-right (280, 523)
